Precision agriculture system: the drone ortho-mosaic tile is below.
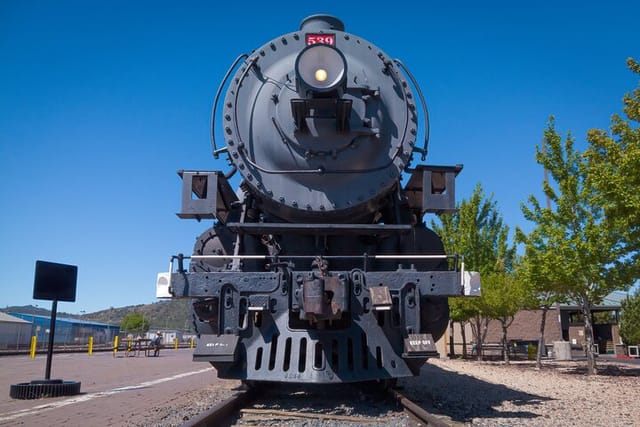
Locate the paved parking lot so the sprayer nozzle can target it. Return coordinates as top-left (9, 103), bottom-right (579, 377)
top-left (0, 348), bottom-right (235, 426)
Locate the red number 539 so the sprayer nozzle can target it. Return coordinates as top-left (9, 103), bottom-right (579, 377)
top-left (305, 33), bottom-right (336, 46)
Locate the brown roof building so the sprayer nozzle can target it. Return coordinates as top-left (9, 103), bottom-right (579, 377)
top-left (441, 291), bottom-right (626, 357)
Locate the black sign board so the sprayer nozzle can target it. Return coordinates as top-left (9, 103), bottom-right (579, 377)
top-left (403, 333), bottom-right (439, 358)
top-left (33, 260), bottom-right (78, 302)
top-left (193, 334), bottom-right (239, 363)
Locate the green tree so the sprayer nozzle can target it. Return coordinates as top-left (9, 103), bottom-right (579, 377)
top-left (432, 184), bottom-right (516, 360)
top-left (517, 182), bottom-right (572, 370)
top-left (620, 289), bottom-right (640, 346)
top-left (120, 312), bottom-right (150, 334)
top-left (514, 251), bottom-right (567, 369)
top-left (434, 184), bottom-right (515, 276)
top-left (520, 117), bottom-right (637, 375)
top-left (448, 298), bottom-right (478, 358)
top-left (584, 58), bottom-right (640, 260)
top-left (481, 271), bottom-right (532, 363)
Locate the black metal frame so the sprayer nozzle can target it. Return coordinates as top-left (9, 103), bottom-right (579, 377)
top-left (165, 252), bottom-right (462, 383)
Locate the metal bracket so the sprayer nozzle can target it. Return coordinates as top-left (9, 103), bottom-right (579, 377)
top-left (370, 286), bottom-right (392, 311)
top-left (248, 295), bottom-right (270, 312)
top-left (404, 165), bottom-right (463, 214)
top-left (177, 171), bottom-right (238, 222)
top-left (290, 98), bottom-right (353, 132)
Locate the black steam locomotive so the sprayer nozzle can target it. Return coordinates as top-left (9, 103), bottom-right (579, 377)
top-left (157, 15), bottom-right (479, 384)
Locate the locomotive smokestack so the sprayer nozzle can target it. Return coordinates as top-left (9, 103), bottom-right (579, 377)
top-left (300, 14), bottom-right (345, 32)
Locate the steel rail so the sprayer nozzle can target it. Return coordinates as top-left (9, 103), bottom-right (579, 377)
top-left (388, 388), bottom-right (451, 427)
top-left (180, 388), bottom-right (257, 427)
top-left (181, 384), bottom-right (450, 426)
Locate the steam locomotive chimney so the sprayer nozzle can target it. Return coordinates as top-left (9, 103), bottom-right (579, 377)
top-left (300, 14), bottom-right (345, 32)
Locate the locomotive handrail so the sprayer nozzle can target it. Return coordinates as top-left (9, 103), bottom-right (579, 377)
top-left (187, 254), bottom-right (451, 259)
top-left (210, 53), bottom-right (249, 159)
top-left (237, 144), bottom-right (398, 175)
top-left (225, 222), bottom-right (412, 235)
top-left (394, 59), bottom-right (429, 161)
top-left (169, 253), bottom-right (464, 271)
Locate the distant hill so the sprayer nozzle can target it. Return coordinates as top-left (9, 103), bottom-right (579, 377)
top-left (1, 300), bottom-right (193, 331)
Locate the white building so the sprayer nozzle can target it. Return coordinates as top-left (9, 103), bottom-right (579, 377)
top-left (0, 312), bottom-right (32, 349)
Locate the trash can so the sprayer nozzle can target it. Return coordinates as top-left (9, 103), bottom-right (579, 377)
top-left (553, 341), bottom-right (572, 360)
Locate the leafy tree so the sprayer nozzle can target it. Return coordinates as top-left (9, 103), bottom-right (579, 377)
top-left (620, 289), bottom-right (640, 346)
top-left (120, 312), bottom-right (150, 333)
top-left (481, 271), bottom-right (532, 363)
top-left (584, 58), bottom-right (640, 260)
top-left (434, 184), bottom-right (515, 276)
top-left (448, 298), bottom-right (478, 358)
top-left (520, 117), bottom-right (637, 375)
top-left (517, 181), bottom-right (572, 370)
top-left (514, 255), bottom-right (567, 369)
top-left (432, 184), bottom-right (516, 360)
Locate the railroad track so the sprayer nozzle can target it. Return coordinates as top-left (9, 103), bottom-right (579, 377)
top-left (388, 388), bottom-right (451, 427)
top-left (180, 386), bottom-right (259, 427)
top-left (180, 383), bottom-right (452, 426)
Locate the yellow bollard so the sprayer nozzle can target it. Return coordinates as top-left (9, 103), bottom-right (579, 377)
top-left (528, 344), bottom-right (537, 360)
top-left (30, 336), bottom-right (37, 359)
top-left (174, 337), bottom-right (178, 350)
top-left (113, 336), bottom-right (119, 357)
top-left (190, 337), bottom-right (194, 349)
top-left (88, 336), bottom-right (94, 355)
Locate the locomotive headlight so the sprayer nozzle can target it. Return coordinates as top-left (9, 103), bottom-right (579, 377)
top-left (314, 68), bottom-right (328, 82)
top-left (295, 44), bottom-right (347, 95)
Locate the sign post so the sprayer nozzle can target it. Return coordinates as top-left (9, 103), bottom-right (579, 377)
top-left (44, 299), bottom-right (58, 380)
top-left (9, 260), bottom-right (82, 399)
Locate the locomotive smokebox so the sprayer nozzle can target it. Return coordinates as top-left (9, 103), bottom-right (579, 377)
top-left (222, 13), bottom-right (419, 222)
top-left (300, 14), bottom-right (345, 32)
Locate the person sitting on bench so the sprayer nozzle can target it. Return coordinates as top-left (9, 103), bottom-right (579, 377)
top-left (152, 332), bottom-right (162, 357)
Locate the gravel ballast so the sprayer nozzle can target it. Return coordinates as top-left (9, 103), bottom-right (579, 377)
top-left (144, 357), bottom-right (639, 426)
top-left (401, 357), bottom-right (640, 426)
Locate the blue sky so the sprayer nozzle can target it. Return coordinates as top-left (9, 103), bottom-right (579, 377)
top-left (1, 1), bottom-right (638, 314)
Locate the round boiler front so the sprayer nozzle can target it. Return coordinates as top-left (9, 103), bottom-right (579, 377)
top-left (222, 21), bottom-right (419, 222)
